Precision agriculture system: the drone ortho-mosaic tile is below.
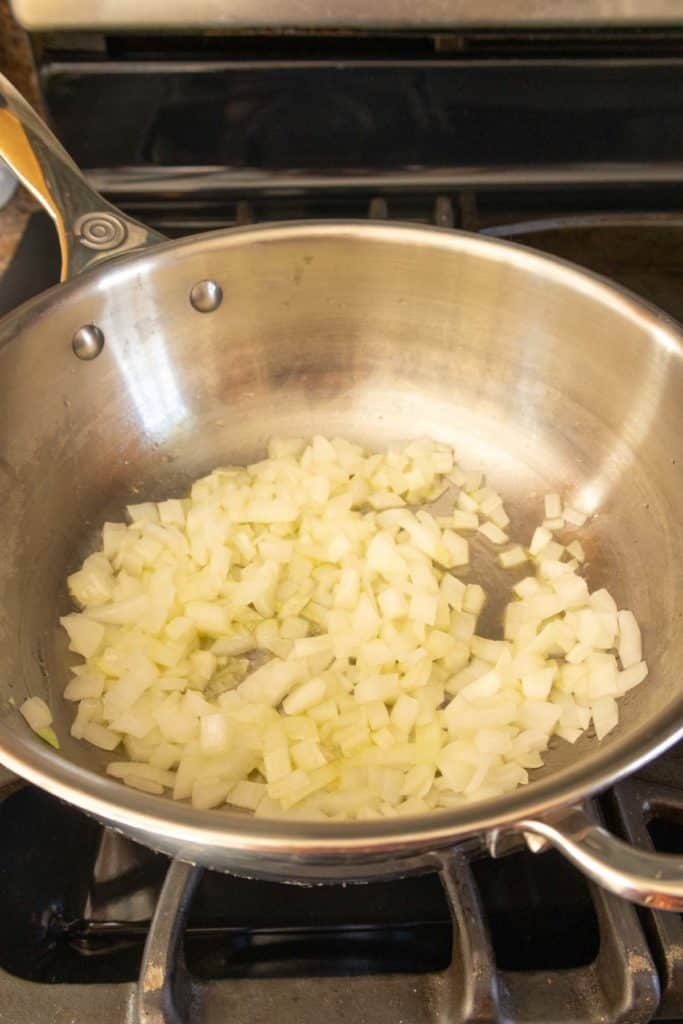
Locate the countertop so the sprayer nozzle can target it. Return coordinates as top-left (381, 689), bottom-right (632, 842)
top-left (0, 190), bottom-right (36, 271)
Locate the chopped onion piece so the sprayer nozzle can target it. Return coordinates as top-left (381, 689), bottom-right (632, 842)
top-left (617, 610), bottom-right (642, 668)
top-left (592, 696), bottom-right (619, 740)
top-left (60, 614), bottom-right (105, 657)
top-left (567, 539), bottom-right (585, 562)
top-left (499, 545), bottom-right (527, 568)
top-left (452, 510), bottom-right (478, 531)
top-left (478, 521), bottom-right (508, 545)
top-left (543, 518), bottom-right (565, 531)
top-left (529, 526), bottom-right (552, 556)
top-left (83, 722), bottom-right (121, 751)
top-left (563, 506), bottom-right (587, 528)
top-left (51, 436), bottom-right (647, 820)
top-left (617, 661), bottom-right (648, 695)
top-left (283, 678), bottom-right (327, 715)
top-left (20, 696), bottom-right (52, 732)
top-left (544, 493), bottom-right (562, 519)
top-left (124, 775), bottom-right (165, 795)
top-left (463, 584), bottom-right (486, 615)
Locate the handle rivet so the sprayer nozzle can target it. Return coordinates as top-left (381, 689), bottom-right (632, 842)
top-left (75, 213), bottom-right (127, 251)
top-left (72, 324), bottom-right (105, 360)
top-left (190, 280), bottom-right (223, 313)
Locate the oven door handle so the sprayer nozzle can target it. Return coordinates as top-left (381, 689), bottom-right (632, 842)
top-left (515, 803), bottom-right (683, 911)
top-left (0, 73), bottom-right (164, 280)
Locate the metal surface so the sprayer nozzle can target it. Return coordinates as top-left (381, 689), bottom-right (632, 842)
top-left (131, 839), bottom-right (659, 1024)
top-left (130, 845), bottom-right (660, 1024)
top-left (138, 859), bottom-right (202, 1024)
top-left (613, 777), bottom-right (683, 1017)
top-left (1, 75), bottom-right (683, 904)
top-left (0, 777), bottom-right (664, 1023)
top-left (9, 0), bottom-right (683, 31)
top-left (0, 75), bottom-right (163, 280)
top-left (85, 162), bottom-right (683, 197)
top-left (189, 280), bottom-right (223, 314)
top-left (72, 323), bottom-right (105, 360)
top-left (38, 58), bottom-right (683, 193)
top-left (75, 212), bottom-right (128, 253)
top-left (519, 805), bottom-right (683, 910)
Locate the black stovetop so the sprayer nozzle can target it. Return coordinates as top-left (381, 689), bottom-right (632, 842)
top-left (0, 783), bottom-right (607, 985)
top-left (1, 195), bottom-right (683, 1022)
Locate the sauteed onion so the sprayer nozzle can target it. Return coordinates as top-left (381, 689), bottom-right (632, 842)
top-left (22, 437), bottom-right (647, 819)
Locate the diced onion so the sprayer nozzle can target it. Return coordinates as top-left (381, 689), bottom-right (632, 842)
top-left (544, 493), bottom-right (562, 519)
top-left (478, 521), bottom-right (508, 545)
top-left (35, 435), bottom-right (647, 821)
top-left (617, 610), bottom-right (642, 669)
top-left (499, 545), bottom-right (527, 569)
top-left (20, 696), bottom-right (52, 732)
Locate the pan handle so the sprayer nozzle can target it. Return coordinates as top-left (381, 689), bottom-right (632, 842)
top-left (0, 74), bottom-right (164, 281)
top-left (515, 804), bottom-right (683, 910)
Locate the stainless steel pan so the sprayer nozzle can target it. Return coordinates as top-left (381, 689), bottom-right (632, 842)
top-left (1, 74), bottom-right (683, 908)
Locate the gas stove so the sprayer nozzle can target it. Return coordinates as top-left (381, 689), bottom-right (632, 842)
top-left (2, 9), bottom-right (683, 1023)
top-left (1, 757), bottom-right (683, 1023)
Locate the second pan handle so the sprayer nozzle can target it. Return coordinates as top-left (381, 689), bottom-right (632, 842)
top-left (0, 74), bottom-right (164, 280)
top-left (516, 803), bottom-right (683, 911)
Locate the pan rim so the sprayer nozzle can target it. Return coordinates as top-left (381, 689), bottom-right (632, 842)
top-left (1, 217), bottom-right (682, 864)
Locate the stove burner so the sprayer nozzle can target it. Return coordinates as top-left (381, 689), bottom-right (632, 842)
top-left (2, 171), bottom-right (683, 1024)
top-left (0, 779), bottom-right (671, 1022)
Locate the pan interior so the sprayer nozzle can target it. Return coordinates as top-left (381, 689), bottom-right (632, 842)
top-left (1, 222), bottom-right (682, 842)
